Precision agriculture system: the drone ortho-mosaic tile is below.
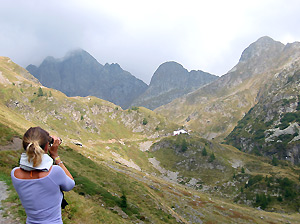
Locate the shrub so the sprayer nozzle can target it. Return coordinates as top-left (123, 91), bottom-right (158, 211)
top-left (255, 193), bottom-right (270, 210)
top-left (279, 112), bottom-right (300, 129)
top-left (277, 134), bottom-right (294, 144)
top-left (254, 129), bottom-right (265, 140)
top-left (246, 175), bottom-right (263, 188)
top-left (142, 118), bottom-right (148, 125)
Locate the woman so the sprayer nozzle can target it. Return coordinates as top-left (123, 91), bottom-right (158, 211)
top-left (11, 127), bottom-right (75, 224)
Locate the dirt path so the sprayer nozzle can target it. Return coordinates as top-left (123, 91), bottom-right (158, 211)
top-left (0, 181), bottom-right (19, 224)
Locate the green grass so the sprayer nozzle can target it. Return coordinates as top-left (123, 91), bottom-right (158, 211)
top-left (58, 146), bottom-right (177, 223)
top-left (150, 134), bottom-right (300, 212)
top-left (150, 135), bottom-right (234, 184)
top-left (0, 123), bottom-right (20, 145)
top-left (0, 149), bottom-right (26, 223)
top-left (1, 56), bottom-right (300, 223)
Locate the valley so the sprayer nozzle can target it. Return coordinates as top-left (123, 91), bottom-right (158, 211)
top-left (0, 36), bottom-right (300, 223)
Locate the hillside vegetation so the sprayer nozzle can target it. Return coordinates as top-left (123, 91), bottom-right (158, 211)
top-left (0, 55), bottom-right (300, 223)
top-left (1, 123), bottom-right (300, 223)
top-left (226, 58), bottom-right (300, 164)
top-left (150, 134), bottom-right (300, 213)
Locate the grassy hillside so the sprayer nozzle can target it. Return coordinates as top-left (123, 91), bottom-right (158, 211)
top-left (150, 134), bottom-right (300, 213)
top-left (0, 56), bottom-right (177, 141)
top-left (0, 123), bottom-right (176, 223)
top-left (1, 56), bottom-right (300, 223)
top-left (1, 123), bottom-right (300, 223)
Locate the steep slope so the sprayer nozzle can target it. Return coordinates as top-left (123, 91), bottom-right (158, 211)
top-left (226, 43), bottom-right (300, 164)
top-left (26, 49), bottom-right (148, 109)
top-left (1, 57), bottom-right (300, 223)
top-left (150, 134), bottom-right (300, 213)
top-left (2, 130), bottom-right (299, 223)
top-left (131, 61), bottom-right (218, 110)
top-left (155, 36), bottom-right (293, 140)
top-left (0, 56), bottom-right (177, 148)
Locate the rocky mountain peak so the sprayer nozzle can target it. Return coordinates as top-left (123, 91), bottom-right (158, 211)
top-left (150, 61), bottom-right (188, 86)
top-left (155, 37), bottom-right (300, 143)
top-left (65, 48), bottom-right (86, 57)
top-left (239, 36), bottom-right (284, 63)
top-left (131, 61), bottom-right (218, 110)
top-left (62, 49), bottom-right (101, 67)
top-left (43, 56), bottom-right (57, 63)
top-left (26, 50), bottom-right (147, 109)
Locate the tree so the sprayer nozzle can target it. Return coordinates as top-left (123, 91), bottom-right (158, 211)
top-left (37, 87), bottom-right (44, 97)
top-left (241, 167), bottom-right (245, 174)
top-left (120, 194), bottom-right (127, 209)
top-left (208, 153), bottom-right (215, 163)
top-left (271, 156), bottom-right (279, 166)
top-left (202, 147), bottom-right (207, 156)
top-left (181, 139), bottom-right (188, 152)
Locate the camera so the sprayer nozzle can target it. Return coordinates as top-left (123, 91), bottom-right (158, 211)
top-left (49, 137), bottom-right (62, 146)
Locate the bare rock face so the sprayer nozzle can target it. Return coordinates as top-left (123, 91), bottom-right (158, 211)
top-left (132, 61), bottom-right (218, 110)
top-left (26, 49), bottom-right (148, 109)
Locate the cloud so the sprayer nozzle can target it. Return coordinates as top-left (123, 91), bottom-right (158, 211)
top-left (0, 0), bottom-right (300, 84)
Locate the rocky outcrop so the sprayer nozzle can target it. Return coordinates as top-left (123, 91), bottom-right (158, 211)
top-left (26, 49), bottom-right (148, 109)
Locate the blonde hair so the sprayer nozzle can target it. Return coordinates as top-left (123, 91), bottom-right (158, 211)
top-left (23, 127), bottom-right (51, 167)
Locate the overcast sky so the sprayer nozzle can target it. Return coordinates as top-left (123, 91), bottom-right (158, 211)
top-left (1, 0), bottom-right (300, 84)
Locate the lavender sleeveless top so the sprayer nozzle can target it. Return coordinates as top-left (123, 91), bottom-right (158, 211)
top-left (11, 165), bottom-right (75, 224)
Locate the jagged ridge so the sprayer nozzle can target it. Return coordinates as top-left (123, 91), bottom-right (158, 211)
top-left (26, 49), bottom-right (148, 109)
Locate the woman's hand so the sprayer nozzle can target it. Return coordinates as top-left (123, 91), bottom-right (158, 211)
top-left (49, 136), bottom-right (62, 159)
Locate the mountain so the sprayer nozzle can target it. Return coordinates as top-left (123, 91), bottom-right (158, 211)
top-left (26, 49), bottom-right (148, 109)
top-left (155, 36), bottom-right (295, 140)
top-left (1, 56), bottom-right (300, 222)
top-left (131, 61), bottom-right (218, 110)
top-left (225, 42), bottom-right (300, 164)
